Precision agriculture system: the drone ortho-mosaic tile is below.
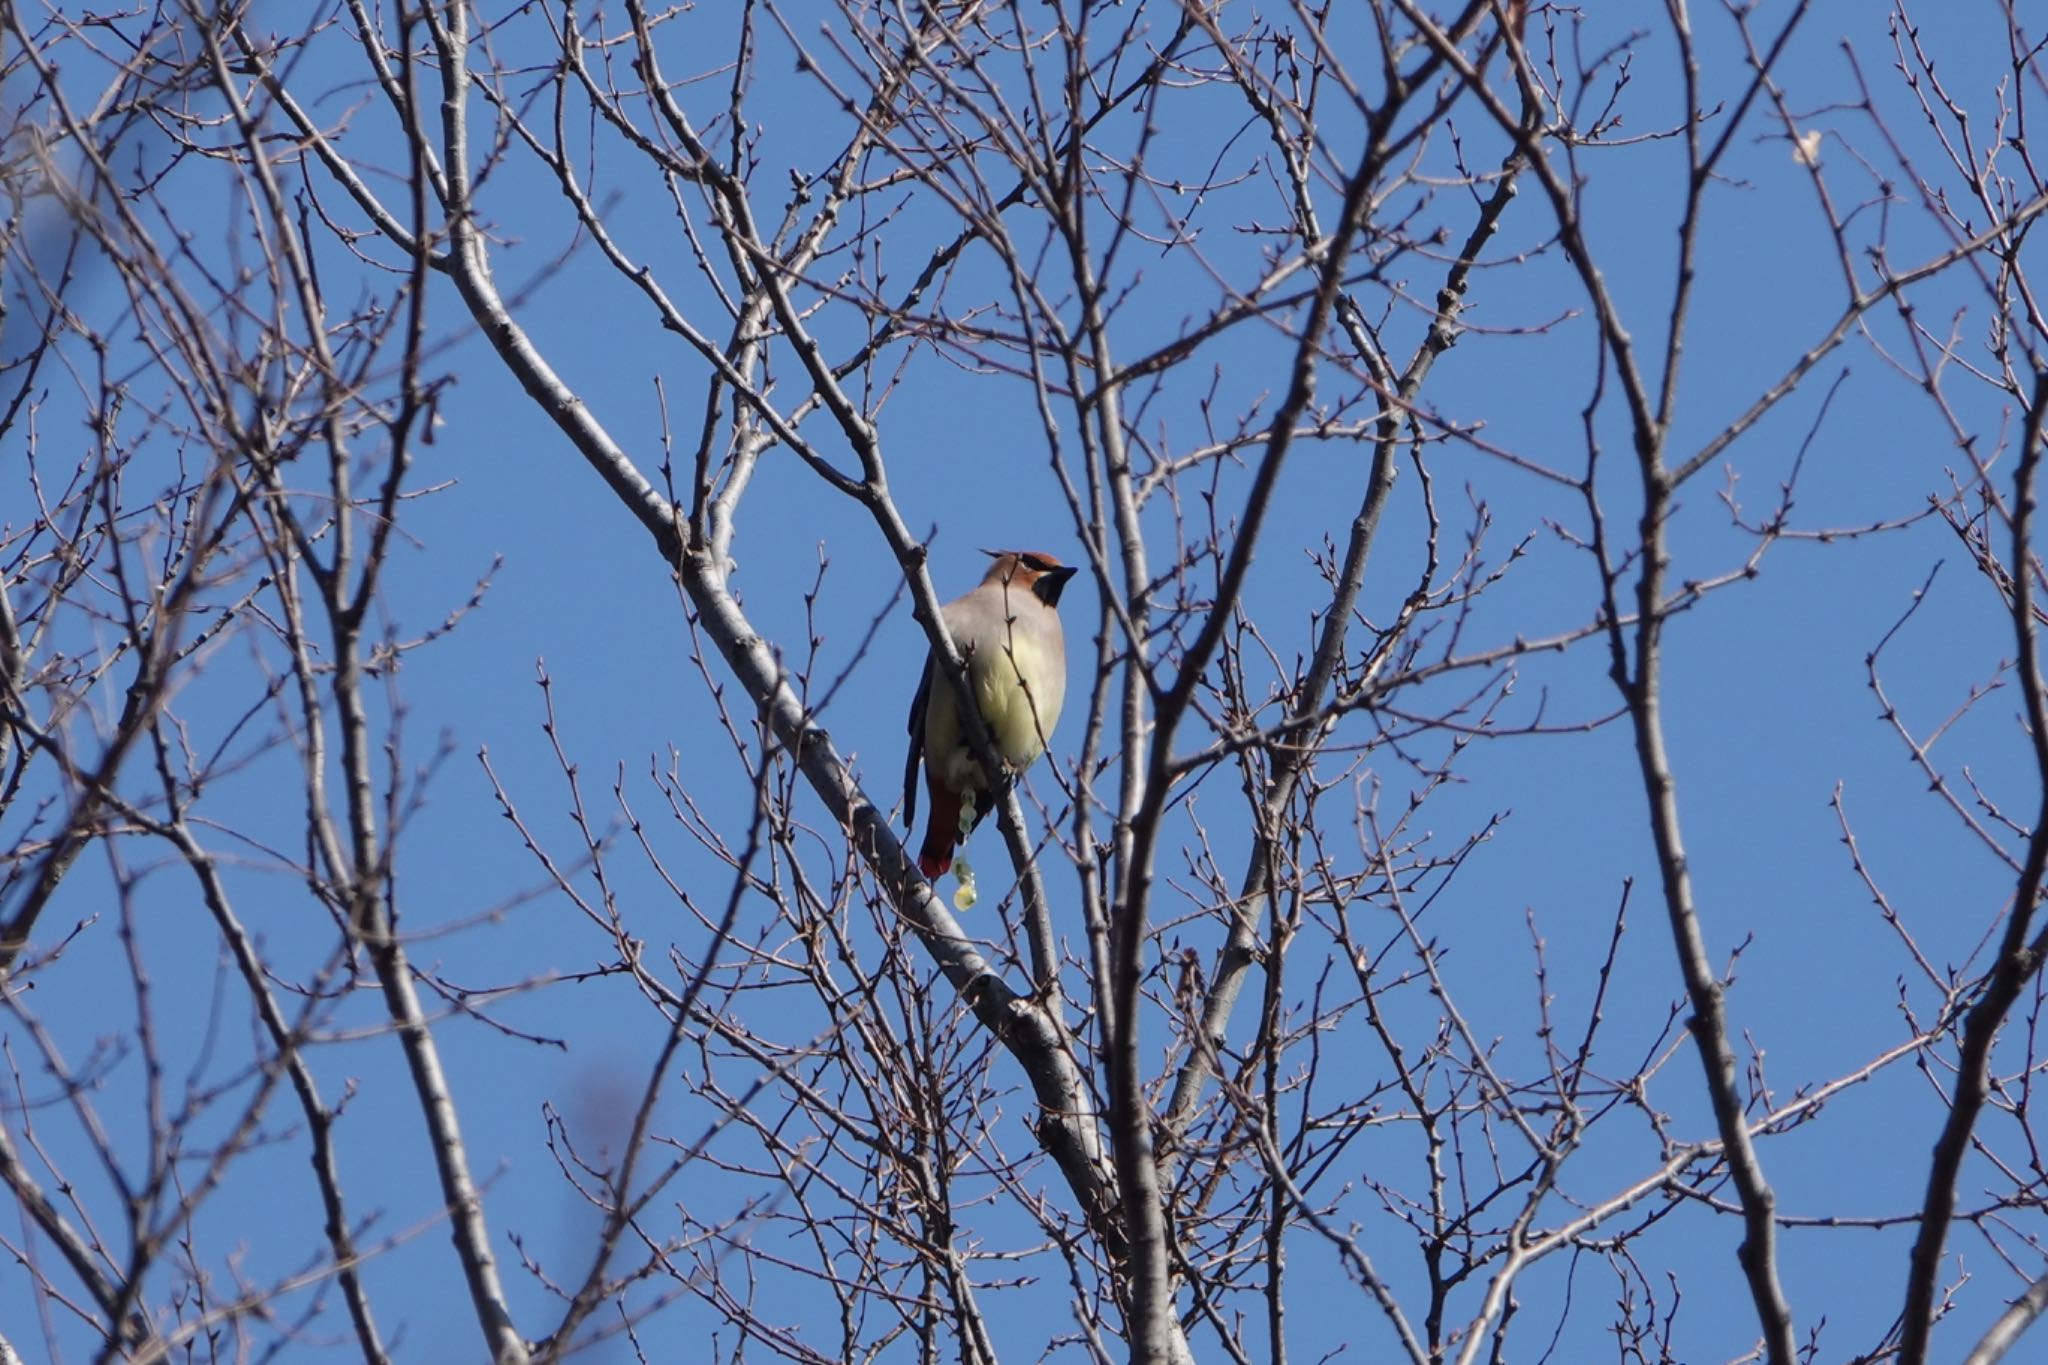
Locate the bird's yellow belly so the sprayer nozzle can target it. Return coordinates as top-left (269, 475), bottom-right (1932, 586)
top-left (980, 634), bottom-right (1063, 763)
top-left (974, 663), bottom-right (1048, 767)
top-left (924, 635), bottom-right (1064, 789)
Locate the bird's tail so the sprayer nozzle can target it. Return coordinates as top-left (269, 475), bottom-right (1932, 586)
top-left (918, 784), bottom-right (961, 879)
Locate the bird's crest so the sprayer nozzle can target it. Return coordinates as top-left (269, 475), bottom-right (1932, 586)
top-left (981, 548), bottom-right (1067, 574)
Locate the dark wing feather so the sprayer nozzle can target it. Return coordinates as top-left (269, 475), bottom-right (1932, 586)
top-left (902, 653), bottom-right (933, 830)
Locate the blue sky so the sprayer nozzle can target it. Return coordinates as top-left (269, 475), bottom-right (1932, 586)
top-left (4, 1), bottom-right (2045, 1361)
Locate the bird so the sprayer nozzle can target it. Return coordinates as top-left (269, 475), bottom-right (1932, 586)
top-left (903, 549), bottom-right (1079, 881)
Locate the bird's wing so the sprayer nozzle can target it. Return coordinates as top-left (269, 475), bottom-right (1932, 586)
top-left (902, 653), bottom-right (933, 830)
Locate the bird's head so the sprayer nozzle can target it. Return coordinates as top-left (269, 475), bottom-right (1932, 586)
top-left (982, 549), bottom-right (1079, 607)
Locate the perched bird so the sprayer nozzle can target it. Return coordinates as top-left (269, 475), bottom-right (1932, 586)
top-left (903, 550), bottom-right (1079, 880)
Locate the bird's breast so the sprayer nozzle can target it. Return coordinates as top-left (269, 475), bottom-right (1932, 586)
top-left (970, 632), bottom-right (1065, 768)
